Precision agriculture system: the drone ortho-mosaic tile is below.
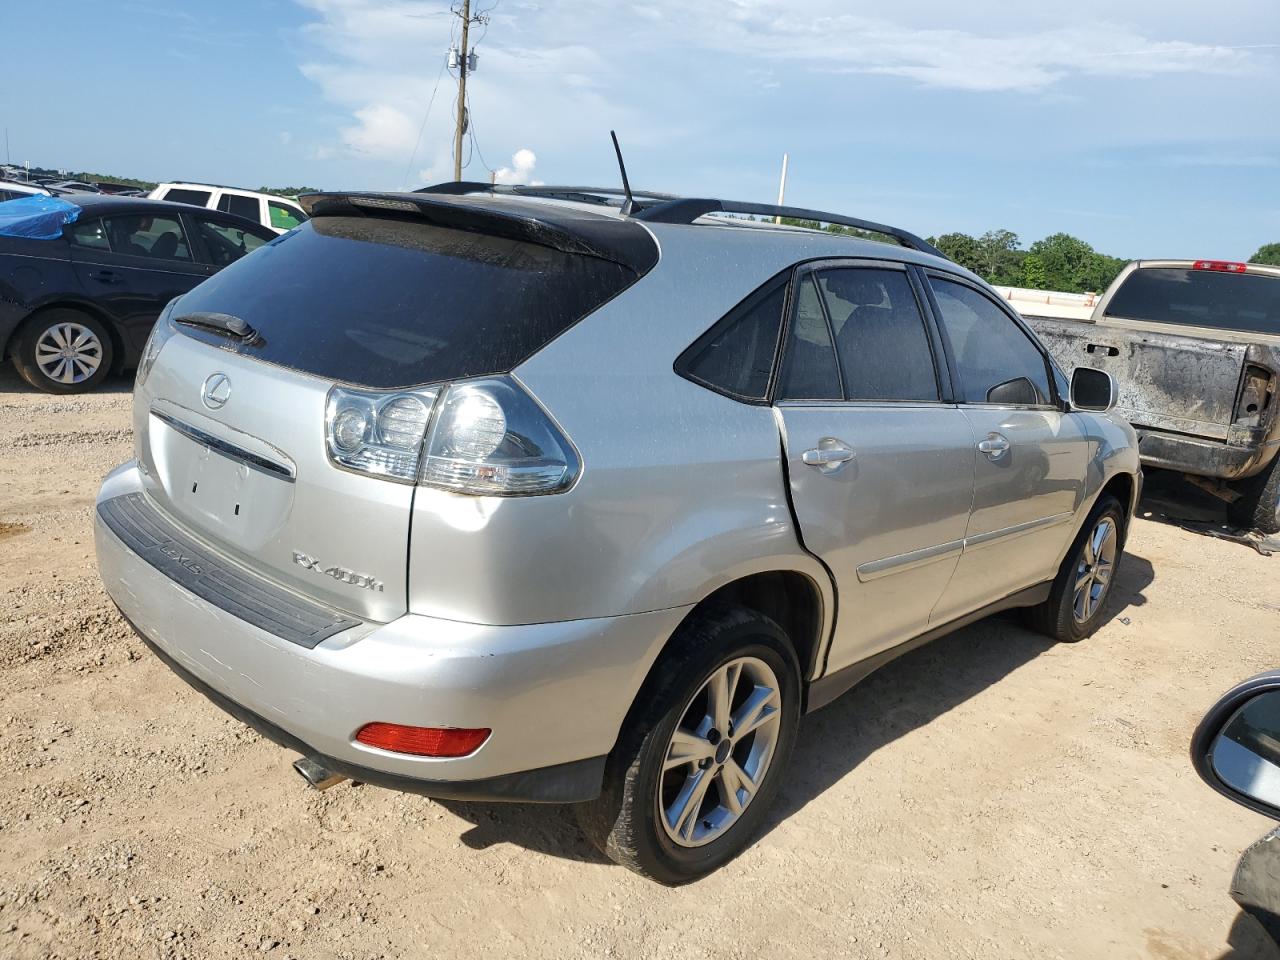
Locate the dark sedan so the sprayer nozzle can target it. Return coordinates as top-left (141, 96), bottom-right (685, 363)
top-left (0, 194), bottom-right (277, 393)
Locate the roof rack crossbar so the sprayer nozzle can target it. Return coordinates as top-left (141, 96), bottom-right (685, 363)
top-left (633, 198), bottom-right (944, 259)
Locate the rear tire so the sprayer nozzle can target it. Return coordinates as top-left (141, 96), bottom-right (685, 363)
top-left (578, 605), bottom-right (800, 885)
top-left (12, 309), bottom-right (114, 394)
top-left (1227, 457), bottom-right (1280, 535)
top-left (1023, 494), bottom-right (1125, 643)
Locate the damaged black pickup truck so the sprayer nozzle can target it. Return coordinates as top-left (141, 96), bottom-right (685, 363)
top-left (1022, 260), bottom-right (1280, 534)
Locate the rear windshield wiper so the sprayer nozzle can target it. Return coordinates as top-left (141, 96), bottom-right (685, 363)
top-left (174, 311), bottom-right (257, 340)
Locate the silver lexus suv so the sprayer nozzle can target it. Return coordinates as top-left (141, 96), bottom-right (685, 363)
top-left (95, 185), bottom-right (1141, 884)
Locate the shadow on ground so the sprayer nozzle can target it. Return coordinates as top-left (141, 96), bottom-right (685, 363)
top-left (0, 363), bottom-right (133, 395)
top-left (1139, 469), bottom-right (1276, 555)
top-left (437, 551), bottom-right (1155, 867)
top-left (1218, 909), bottom-right (1280, 959)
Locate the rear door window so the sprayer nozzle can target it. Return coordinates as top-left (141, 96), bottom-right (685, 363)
top-left (172, 215), bottom-right (646, 389)
top-left (217, 193), bottom-right (261, 222)
top-left (777, 275), bottom-right (843, 401)
top-left (1105, 268), bottom-right (1279, 336)
top-left (268, 201), bottom-right (306, 230)
top-left (818, 267), bottom-right (939, 402)
top-left (161, 188), bottom-right (212, 207)
top-left (930, 276), bottom-right (1052, 405)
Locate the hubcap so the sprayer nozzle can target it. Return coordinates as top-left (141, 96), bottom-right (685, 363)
top-left (657, 656), bottom-right (782, 848)
top-left (1073, 516), bottom-right (1117, 623)
top-left (34, 322), bottom-right (103, 385)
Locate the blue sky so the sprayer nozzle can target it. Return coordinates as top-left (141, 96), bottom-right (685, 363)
top-left (4, 0), bottom-right (1277, 258)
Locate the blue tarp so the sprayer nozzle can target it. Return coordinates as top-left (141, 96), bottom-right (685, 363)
top-left (0, 194), bottom-right (80, 240)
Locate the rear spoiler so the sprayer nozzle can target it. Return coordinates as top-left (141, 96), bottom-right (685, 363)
top-left (298, 191), bottom-right (659, 273)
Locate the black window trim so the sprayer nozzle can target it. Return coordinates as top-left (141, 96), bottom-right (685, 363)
top-left (770, 257), bottom-right (949, 407)
top-left (922, 267), bottom-right (1064, 411)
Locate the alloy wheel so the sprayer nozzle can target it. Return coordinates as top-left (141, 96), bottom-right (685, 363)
top-left (1073, 516), bottom-right (1117, 623)
top-left (34, 322), bottom-right (104, 385)
top-left (656, 656), bottom-right (782, 848)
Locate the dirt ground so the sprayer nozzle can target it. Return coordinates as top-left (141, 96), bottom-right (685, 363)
top-left (1, 365), bottom-right (1278, 960)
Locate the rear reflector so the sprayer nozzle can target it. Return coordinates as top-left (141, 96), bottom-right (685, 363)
top-left (1193, 260), bottom-right (1248, 273)
top-left (354, 722), bottom-right (491, 758)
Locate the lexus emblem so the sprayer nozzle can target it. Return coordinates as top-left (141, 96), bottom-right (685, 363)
top-left (201, 373), bottom-right (231, 410)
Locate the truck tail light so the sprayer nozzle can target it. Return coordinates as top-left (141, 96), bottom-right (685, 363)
top-left (1235, 365), bottom-right (1275, 427)
top-left (1193, 260), bottom-right (1248, 273)
top-left (355, 723), bottom-right (490, 757)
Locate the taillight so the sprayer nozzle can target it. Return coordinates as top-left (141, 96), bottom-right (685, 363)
top-left (1236, 365), bottom-right (1275, 427)
top-left (1193, 260), bottom-right (1248, 273)
top-left (325, 385), bottom-right (442, 482)
top-left (355, 722), bottom-right (490, 757)
top-left (324, 375), bottom-right (579, 495)
top-left (420, 377), bottom-right (580, 496)
top-left (135, 299), bottom-right (179, 389)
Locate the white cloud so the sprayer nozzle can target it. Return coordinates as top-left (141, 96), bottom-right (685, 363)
top-left (493, 148), bottom-right (540, 185)
top-left (671, 6), bottom-right (1269, 93)
top-left (341, 103), bottom-right (418, 156)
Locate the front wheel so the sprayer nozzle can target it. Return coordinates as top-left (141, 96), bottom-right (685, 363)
top-left (578, 606), bottom-right (800, 885)
top-left (1227, 456), bottom-right (1280, 535)
top-left (1023, 494), bottom-right (1126, 643)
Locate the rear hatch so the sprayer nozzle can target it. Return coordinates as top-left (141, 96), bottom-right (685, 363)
top-left (131, 194), bottom-right (656, 622)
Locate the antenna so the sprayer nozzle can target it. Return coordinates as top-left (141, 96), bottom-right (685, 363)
top-left (610, 130), bottom-right (635, 215)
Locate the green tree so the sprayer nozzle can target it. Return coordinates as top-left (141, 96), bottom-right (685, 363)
top-left (1021, 253), bottom-right (1047, 290)
top-left (1250, 243), bottom-right (1280, 266)
top-left (977, 229), bottom-right (1025, 286)
top-left (1025, 233), bottom-right (1125, 293)
top-left (258, 186), bottom-right (322, 198)
top-left (928, 232), bottom-right (983, 274)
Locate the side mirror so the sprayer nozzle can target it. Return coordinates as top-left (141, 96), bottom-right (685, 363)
top-left (1070, 367), bottom-right (1117, 412)
top-left (985, 377), bottom-right (1039, 406)
top-left (1192, 676), bottom-right (1280, 820)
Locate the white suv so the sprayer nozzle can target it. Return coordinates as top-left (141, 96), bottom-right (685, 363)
top-left (148, 182), bottom-right (308, 234)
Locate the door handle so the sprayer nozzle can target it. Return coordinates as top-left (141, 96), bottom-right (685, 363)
top-left (978, 433), bottom-right (1011, 460)
top-left (88, 269), bottom-right (118, 284)
top-left (802, 440), bottom-right (855, 472)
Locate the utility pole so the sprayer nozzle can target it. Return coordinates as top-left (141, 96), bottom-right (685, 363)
top-left (452, 0), bottom-right (470, 181)
top-left (450, 0), bottom-right (487, 181)
top-left (774, 153), bottom-right (788, 225)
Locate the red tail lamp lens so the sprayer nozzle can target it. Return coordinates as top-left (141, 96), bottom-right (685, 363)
top-left (1193, 260), bottom-right (1247, 273)
top-left (355, 723), bottom-right (490, 757)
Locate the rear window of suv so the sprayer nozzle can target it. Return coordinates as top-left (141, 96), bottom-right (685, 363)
top-left (1105, 268), bottom-right (1279, 336)
top-left (172, 215), bottom-right (645, 388)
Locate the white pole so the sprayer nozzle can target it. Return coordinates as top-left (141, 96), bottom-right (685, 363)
top-left (774, 152), bottom-right (788, 225)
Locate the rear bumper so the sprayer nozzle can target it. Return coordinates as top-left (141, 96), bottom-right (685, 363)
top-left (95, 462), bottom-right (690, 802)
top-left (1136, 429), bottom-right (1278, 482)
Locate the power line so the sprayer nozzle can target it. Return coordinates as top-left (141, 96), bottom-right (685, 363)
top-left (400, 55), bottom-right (450, 190)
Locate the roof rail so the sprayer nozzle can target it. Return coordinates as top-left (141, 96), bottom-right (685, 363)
top-left (633, 198), bottom-right (944, 259)
top-left (414, 182), bottom-right (682, 205)
top-left (411, 182), bottom-right (945, 260)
